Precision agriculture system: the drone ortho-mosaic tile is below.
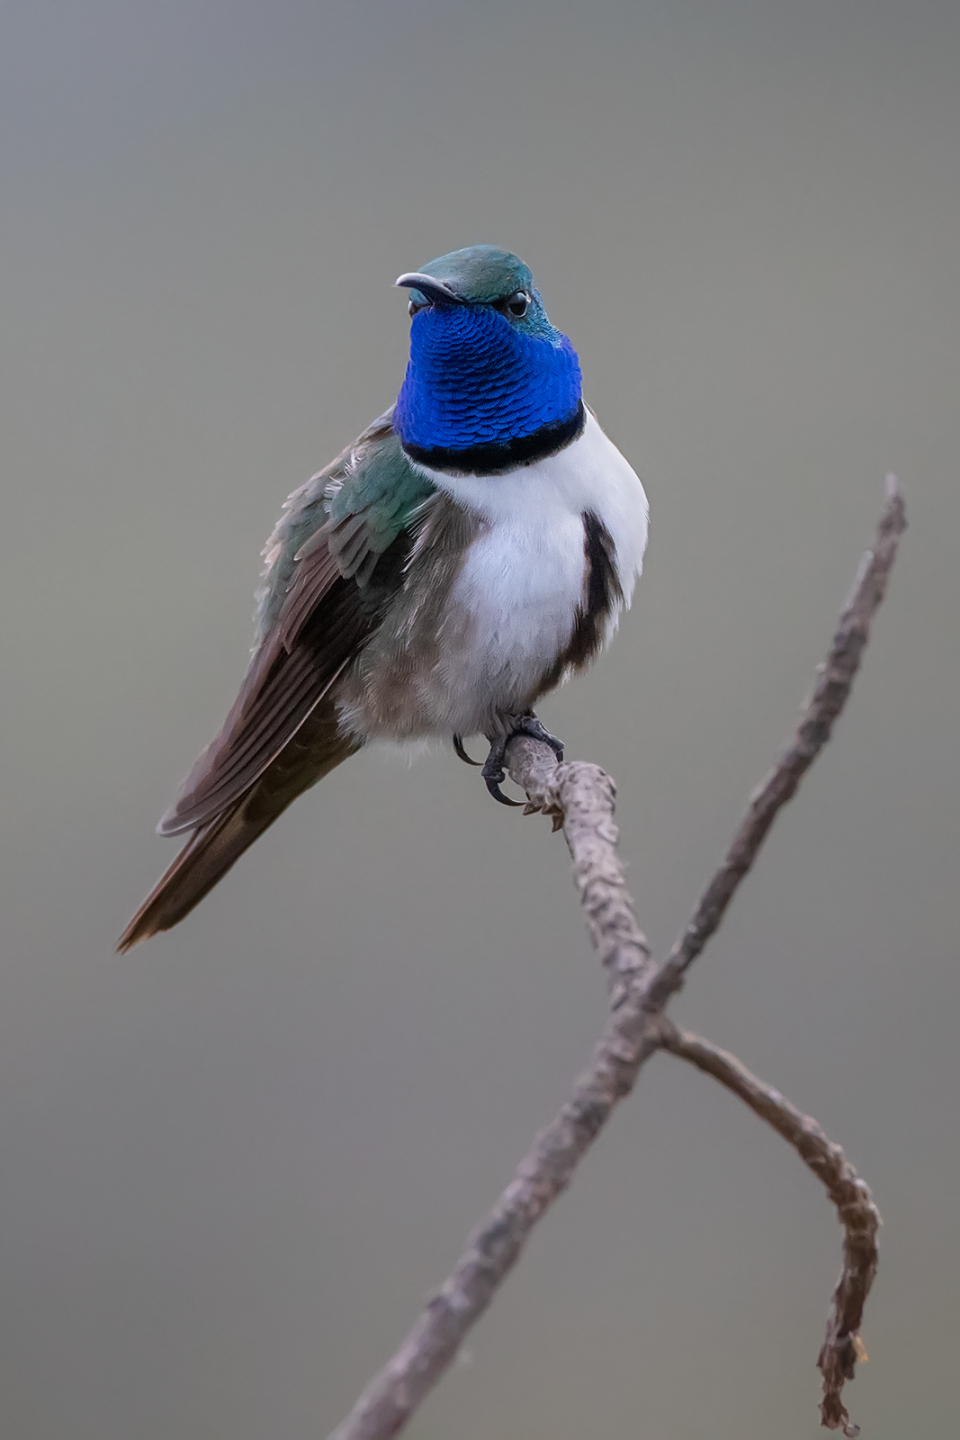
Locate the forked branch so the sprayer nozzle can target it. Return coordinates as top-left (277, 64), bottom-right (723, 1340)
top-left (328, 481), bottom-right (905, 1440)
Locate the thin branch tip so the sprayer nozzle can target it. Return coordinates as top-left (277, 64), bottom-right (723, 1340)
top-left (663, 1029), bottom-right (880, 1437)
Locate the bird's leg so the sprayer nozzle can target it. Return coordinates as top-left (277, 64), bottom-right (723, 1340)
top-left (481, 713), bottom-right (565, 806)
top-left (452, 734), bottom-right (482, 766)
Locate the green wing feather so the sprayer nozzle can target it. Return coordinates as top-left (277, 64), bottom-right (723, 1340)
top-left (254, 409), bottom-right (434, 643)
top-left (158, 408), bottom-right (436, 836)
top-left (118, 409), bottom-right (438, 949)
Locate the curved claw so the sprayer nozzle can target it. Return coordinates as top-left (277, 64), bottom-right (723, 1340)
top-left (484, 772), bottom-right (523, 807)
top-left (453, 734), bottom-right (482, 766)
top-left (477, 712), bottom-right (564, 808)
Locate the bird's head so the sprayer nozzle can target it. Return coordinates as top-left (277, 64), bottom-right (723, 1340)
top-left (393, 245), bottom-right (582, 469)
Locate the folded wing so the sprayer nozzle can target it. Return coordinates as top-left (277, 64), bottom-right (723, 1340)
top-left (157, 411), bottom-right (434, 836)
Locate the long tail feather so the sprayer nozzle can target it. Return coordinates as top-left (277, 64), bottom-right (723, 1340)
top-left (118, 706), bottom-right (358, 952)
top-left (117, 800), bottom-right (279, 952)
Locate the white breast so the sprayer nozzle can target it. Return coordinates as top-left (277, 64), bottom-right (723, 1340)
top-left (412, 409), bottom-right (649, 733)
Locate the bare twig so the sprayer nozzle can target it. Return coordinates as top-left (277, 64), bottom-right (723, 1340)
top-left (649, 475), bottom-right (907, 1007)
top-left (662, 1026), bottom-right (881, 1437)
top-left (327, 483), bottom-right (904, 1440)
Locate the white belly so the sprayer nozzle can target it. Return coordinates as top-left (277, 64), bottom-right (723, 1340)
top-left (415, 408), bottom-right (649, 733)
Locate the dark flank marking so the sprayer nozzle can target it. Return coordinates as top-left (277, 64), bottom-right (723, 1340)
top-left (538, 511), bottom-right (623, 695)
top-left (401, 401), bottom-right (585, 477)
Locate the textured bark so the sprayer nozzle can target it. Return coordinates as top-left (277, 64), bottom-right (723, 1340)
top-left (327, 482), bottom-right (905, 1440)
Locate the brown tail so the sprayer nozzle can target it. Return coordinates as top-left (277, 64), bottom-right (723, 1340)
top-left (117, 800), bottom-right (279, 951)
top-left (118, 709), bottom-right (358, 952)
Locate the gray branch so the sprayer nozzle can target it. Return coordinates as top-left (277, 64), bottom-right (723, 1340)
top-left (662, 1026), bottom-right (881, 1438)
top-left (328, 481), bottom-right (905, 1440)
top-left (649, 473), bottom-right (907, 1008)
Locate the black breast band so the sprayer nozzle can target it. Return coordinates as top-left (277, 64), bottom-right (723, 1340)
top-left (400, 401), bottom-right (585, 477)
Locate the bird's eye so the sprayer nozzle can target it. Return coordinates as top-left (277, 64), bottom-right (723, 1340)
top-left (506, 290), bottom-right (529, 318)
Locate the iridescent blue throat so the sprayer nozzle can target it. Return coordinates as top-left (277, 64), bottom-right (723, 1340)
top-left (394, 306), bottom-right (583, 475)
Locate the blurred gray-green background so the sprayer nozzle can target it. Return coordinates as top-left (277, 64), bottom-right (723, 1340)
top-left (2, 2), bottom-right (958, 1436)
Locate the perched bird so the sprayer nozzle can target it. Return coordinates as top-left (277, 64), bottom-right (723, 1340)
top-left (118, 245), bottom-right (649, 951)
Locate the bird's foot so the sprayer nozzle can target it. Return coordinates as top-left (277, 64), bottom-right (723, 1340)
top-left (481, 714), bottom-right (565, 806)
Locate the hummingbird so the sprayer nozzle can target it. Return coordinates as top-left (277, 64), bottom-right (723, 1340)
top-left (118, 245), bottom-right (649, 951)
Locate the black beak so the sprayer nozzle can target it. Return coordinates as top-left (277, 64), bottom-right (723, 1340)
top-left (395, 272), bottom-right (465, 307)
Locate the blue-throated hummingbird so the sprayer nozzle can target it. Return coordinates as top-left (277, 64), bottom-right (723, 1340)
top-left (119, 245), bottom-right (648, 950)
